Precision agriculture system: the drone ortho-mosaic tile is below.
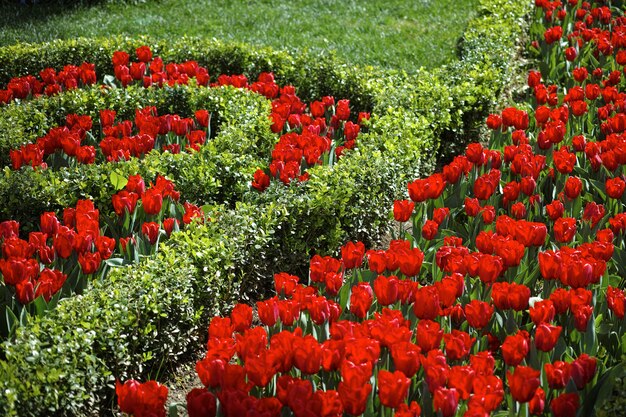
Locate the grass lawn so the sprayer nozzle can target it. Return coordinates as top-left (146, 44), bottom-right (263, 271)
top-left (0, 0), bottom-right (479, 70)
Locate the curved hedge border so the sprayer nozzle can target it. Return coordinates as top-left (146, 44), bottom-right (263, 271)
top-left (0, 0), bottom-right (531, 415)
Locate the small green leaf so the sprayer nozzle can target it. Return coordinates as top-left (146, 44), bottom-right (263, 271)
top-left (110, 171), bottom-right (128, 191)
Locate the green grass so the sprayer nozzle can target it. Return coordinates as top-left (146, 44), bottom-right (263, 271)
top-left (0, 0), bottom-right (479, 71)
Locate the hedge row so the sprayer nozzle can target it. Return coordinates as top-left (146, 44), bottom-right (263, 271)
top-left (0, 0), bottom-right (531, 415)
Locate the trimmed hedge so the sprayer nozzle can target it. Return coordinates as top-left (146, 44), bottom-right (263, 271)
top-left (0, 0), bottom-right (531, 415)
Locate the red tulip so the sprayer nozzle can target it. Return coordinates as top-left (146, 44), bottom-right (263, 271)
top-left (78, 251), bottom-right (101, 275)
top-left (53, 226), bottom-right (76, 259)
top-left (182, 202), bottom-right (203, 225)
top-left (142, 188), bottom-right (163, 215)
top-left (256, 297), bottom-right (279, 327)
top-left (2, 236), bottom-right (34, 259)
top-left (495, 282), bottom-right (530, 311)
top-left (136, 45), bottom-right (153, 63)
top-left (477, 254), bottom-right (503, 284)
top-left (550, 393), bottom-right (579, 417)
top-left (607, 286), bottom-right (626, 319)
top-left (393, 200), bottom-right (415, 222)
top-left (443, 329), bottom-right (475, 361)
top-left (335, 99), bottom-right (350, 120)
top-left (572, 304), bottom-right (593, 331)
top-left (390, 341), bottom-right (421, 377)
top-left (422, 220), bottom-right (439, 240)
top-left (469, 351), bottom-right (495, 376)
top-left (529, 387), bottom-right (545, 416)
top-left (529, 299), bottom-right (556, 324)
top-left (35, 268), bottom-right (67, 301)
top-left (338, 361), bottom-right (372, 416)
top-left (486, 114), bottom-right (502, 130)
top-left (349, 282), bottom-right (373, 318)
top-left (373, 275), bottom-right (399, 307)
top-left (397, 247), bottom-right (424, 277)
top-left (39, 212), bottom-right (60, 236)
top-left (230, 303), bottom-right (253, 333)
top-left (507, 365), bottom-right (540, 403)
top-left (141, 221), bottom-right (160, 245)
top-left (545, 199), bottom-right (564, 220)
top-left (413, 285), bottom-right (440, 320)
top-left (293, 335), bottom-right (323, 375)
top-left (448, 365), bottom-right (475, 400)
top-left (553, 147), bottom-right (576, 174)
top-left (252, 169), bottom-right (270, 191)
top-left (464, 300), bottom-right (494, 329)
top-left (341, 241), bottom-right (365, 269)
top-left (274, 272), bottom-right (299, 297)
top-left (606, 177), bottom-right (626, 199)
top-left (534, 323), bottom-right (562, 352)
top-left (416, 319), bottom-right (443, 352)
top-left (570, 353), bottom-right (597, 389)
top-left (366, 250), bottom-right (387, 274)
top-left (564, 176), bottom-right (582, 199)
top-left (186, 388), bottom-right (216, 417)
top-left (544, 361), bottom-right (571, 389)
top-left (464, 197), bottom-right (481, 216)
top-left (394, 401), bottom-right (422, 417)
top-left (408, 179), bottom-right (428, 203)
top-left (377, 369), bottom-right (411, 409)
top-left (245, 348), bottom-right (280, 387)
top-left (422, 349), bottom-right (450, 393)
top-left (501, 330), bottom-right (529, 367)
top-left (433, 387), bottom-right (460, 417)
top-left (471, 374), bottom-right (504, 412)
top-left (116, 379), bottom-right (168, 417)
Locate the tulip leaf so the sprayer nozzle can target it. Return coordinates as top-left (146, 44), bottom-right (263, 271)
top-left (104, 258), bottom-right (125, 267)
top-left (338, 281), bottom-right (350, 313)
top-left (584, 310), bottom-right (597, 355)
top-left (168, 403), bottom-right (180, 417)
top-left (579, 362), bottom-right (626, 417)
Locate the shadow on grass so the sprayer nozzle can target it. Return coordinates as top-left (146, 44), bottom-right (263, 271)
top-left (0, 0), bottom-right (122, 32)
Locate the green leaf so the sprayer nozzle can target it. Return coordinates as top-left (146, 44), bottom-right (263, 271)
top-left (579, 363), bottom-right (626, 417)
top-left (110, 171), bottom-right (128, 191)
top-left (168, 403), bottom-right (180, 417)
top-left (104, 258), bottom-right (125, 267)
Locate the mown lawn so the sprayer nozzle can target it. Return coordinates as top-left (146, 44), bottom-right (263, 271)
top-left (0, 0), bottom-right (478, 70)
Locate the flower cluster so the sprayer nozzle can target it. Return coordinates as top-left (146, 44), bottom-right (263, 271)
top-left (0, 173), bottom-right (203, 338)
top-left (252, 94), bottom-right (370, 190)
top-left (110, 174), bottom-right (204, 251)
top-left (0, 200), bottom-right (111, 305)
top-left (9, 108), bottom-right (210, 169)
top-left (0, 63), bottom-right (96, 104)
top-left (112, 46), bottom-right (210, 88)
top-left (116, 379), bottom-right (168, 417)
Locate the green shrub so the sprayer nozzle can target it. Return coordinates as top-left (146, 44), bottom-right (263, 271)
top-left (0, 247), bottom-right (199, 416)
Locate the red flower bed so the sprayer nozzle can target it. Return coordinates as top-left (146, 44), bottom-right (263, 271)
top-left (9, 109), bottom-right (211, 169)
top-left (0, 63), bottom-right (96, 104)
top-left (1, 46), bottom-right (373, 339)
top-left (0, 173), bottom-right (205, 336)
top-left (6, 45), bottom-right (369, 189)
top-left (116, 1), bottom-right (626, 416)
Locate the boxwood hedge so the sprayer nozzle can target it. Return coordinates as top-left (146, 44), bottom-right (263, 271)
top-left (0, 0), bottom-right (531, 414)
